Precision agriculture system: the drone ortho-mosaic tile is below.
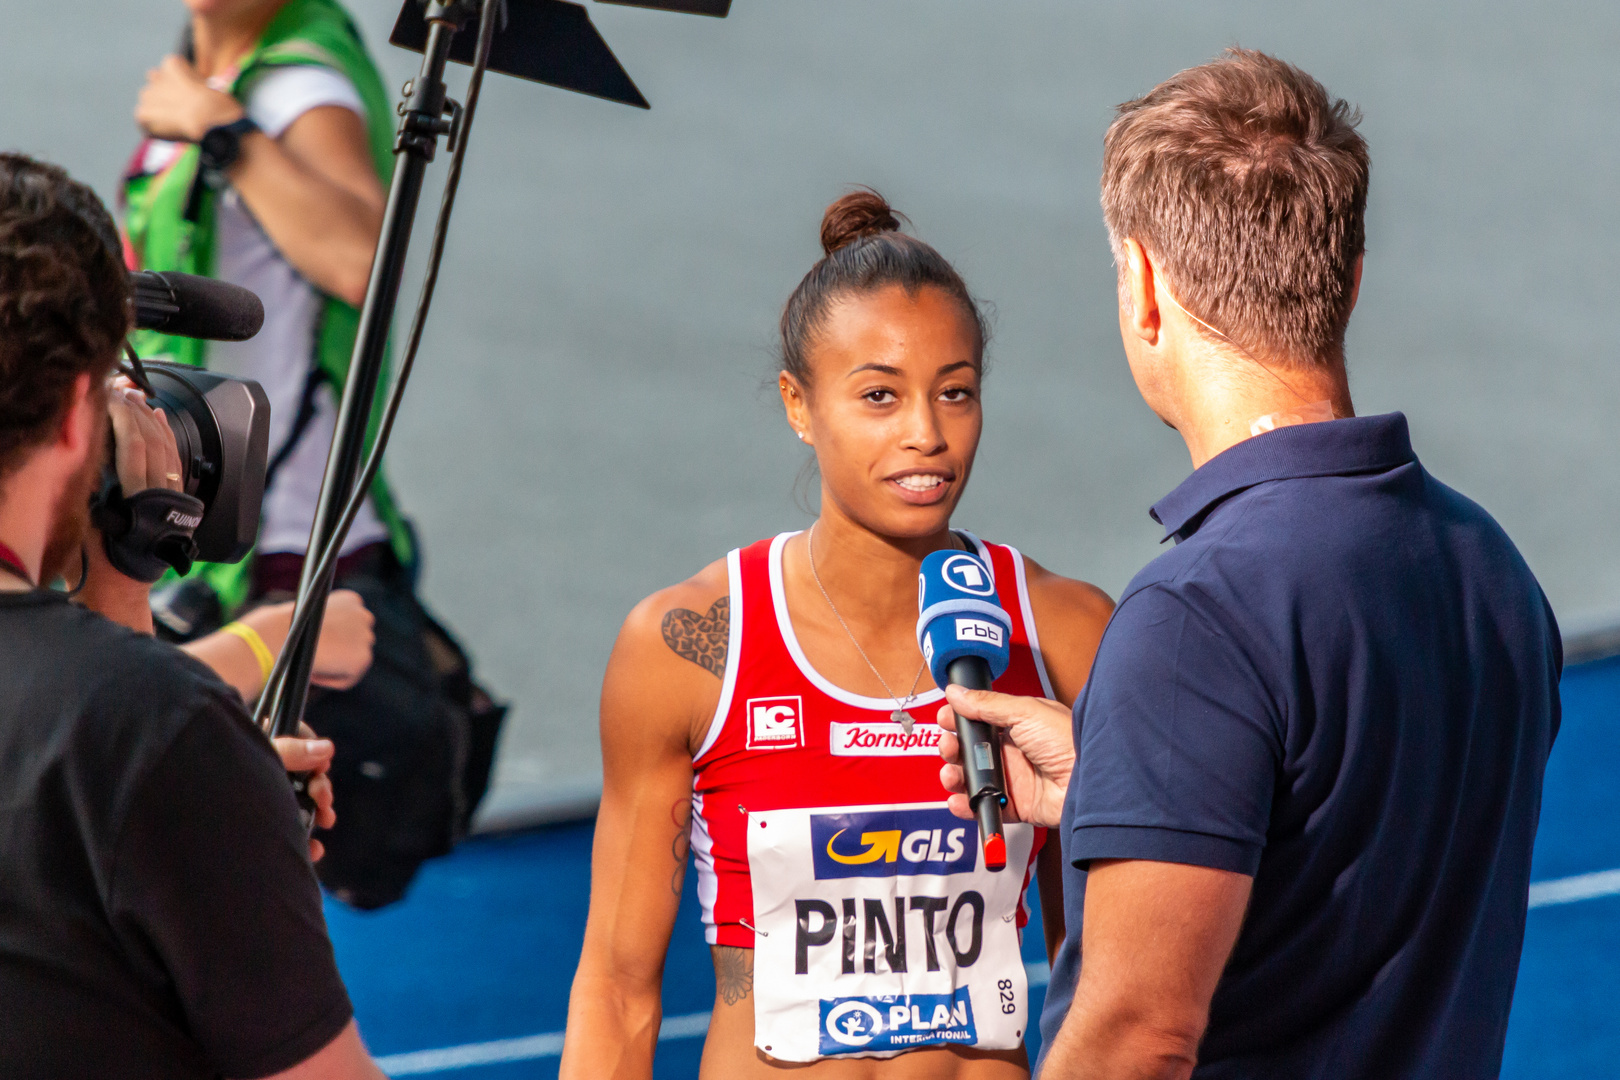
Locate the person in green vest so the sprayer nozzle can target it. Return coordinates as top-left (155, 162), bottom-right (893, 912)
top-left (123, 0), bottom-right (503, 908)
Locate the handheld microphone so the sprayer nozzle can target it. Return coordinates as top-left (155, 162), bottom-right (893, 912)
top-left (917, 548), bottom-right (1012, 871)
top-left (130, 271), bottom-right (265, 342)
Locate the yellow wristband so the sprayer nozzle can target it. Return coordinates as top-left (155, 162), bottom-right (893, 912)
top-left (222, 620), bottom-right (275, 683)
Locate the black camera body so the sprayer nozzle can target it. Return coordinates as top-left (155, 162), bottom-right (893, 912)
top-left (143, 361), bottom-right (271, 564)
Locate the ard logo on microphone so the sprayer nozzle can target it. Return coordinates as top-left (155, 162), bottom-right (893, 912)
top-left (941, 554), bottom-right (995, 596)
top-left (746, 696), bottom-right (804, 750)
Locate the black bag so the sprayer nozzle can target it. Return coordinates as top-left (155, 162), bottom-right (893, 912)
top-left (303, 552), bottom-right (507, 909)
top-left (156, 549), bottom-right (507, 910)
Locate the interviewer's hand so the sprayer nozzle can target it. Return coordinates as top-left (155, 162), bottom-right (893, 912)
top-left (938, 685), bottom-right (1075, 828)
top-left (274, 724), bottom-right (336, 862)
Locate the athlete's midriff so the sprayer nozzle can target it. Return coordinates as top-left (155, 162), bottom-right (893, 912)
top-left (701, 950), bottom-right (1031, 1080)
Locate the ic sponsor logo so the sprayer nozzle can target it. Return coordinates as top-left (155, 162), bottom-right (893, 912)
top-left (810, 807), bottom-right (975, 879)
top-left (818, 989), bottom-right (977, 1054)
top-left (954, 618), bottom-right (1004, 647)
top-left (828, 721), bottom-right (942, 758)
top-left (747, 696), bottom-right (804, 750)
top-left (165, 509), bottom-right (203, 528)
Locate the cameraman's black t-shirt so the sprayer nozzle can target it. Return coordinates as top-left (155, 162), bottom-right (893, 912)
top-left (0, 589), bottom-right (353, 1078)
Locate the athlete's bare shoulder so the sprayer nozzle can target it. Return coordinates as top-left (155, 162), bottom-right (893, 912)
top-left (620, 557), bottom-right (731, 679)
top-left (1019, 554), bottom-right (1115, 707)
top-left (604, 558), bottom-right (732, 755)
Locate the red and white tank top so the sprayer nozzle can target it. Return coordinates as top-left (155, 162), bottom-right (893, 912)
top-left (689, 531), bottom-right (1055, 1061)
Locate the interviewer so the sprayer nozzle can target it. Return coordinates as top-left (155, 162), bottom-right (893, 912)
top-left (0, 154), bottom-right (386, 1077)
top-left (940, 51), bottom-right (1560, 1079)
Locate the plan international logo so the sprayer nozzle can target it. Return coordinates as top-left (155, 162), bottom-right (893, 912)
top-left (810, 807), bottom-right (976, 879)
top-left (818, 989), bottom-right (977, 1055)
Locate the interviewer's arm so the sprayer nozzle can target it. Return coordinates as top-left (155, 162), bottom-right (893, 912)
top-left (559, 564), bottom-right (727, 1080)
top-left (1040, 860), bottom-right (1251, 1080)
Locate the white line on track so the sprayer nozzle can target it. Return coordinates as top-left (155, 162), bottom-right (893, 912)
top-left (1527, 867), bottom-right (1620, 908)
top-left (375, 871), bottom-right (1618, 1076)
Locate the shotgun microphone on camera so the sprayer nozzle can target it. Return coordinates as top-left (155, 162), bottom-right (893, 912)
top-left (130, 270), bottom-right (265, 342)
top-left (917, 549), bottom-right (1012, 871)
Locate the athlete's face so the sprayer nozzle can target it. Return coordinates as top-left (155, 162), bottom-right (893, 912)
top-left (781, 285), bottom-right (982, 540)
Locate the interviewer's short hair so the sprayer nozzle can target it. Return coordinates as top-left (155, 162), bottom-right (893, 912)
top-left (1101, 49), bottom-right (1369, 366)
top-left (0, 153), bottom-right (127, 481)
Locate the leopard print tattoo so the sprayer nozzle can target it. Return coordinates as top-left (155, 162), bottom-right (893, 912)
top-left (661, 597), bottom-right (729, 678)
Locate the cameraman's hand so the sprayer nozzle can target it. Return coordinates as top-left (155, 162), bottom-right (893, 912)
top-left (74, 379), bottom-right (184, 632)
top-left (108, 376), bottom-right (182, 495)
top-left (135, 55), bottom-right (245, 143)
top-left (274, 724), bottom-right (336, 862)
top-left (938, 685), bottom-right (1075, 828)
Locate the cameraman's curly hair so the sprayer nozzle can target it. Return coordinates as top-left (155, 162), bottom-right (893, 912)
top-left (0, 153), bottom-right (129, 482)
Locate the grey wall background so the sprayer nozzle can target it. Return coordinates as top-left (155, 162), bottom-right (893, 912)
top-left (5, 0), bottom-right (1616, 824)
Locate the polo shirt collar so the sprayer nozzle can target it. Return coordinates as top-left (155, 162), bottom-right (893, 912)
top-left (1150, 412), bottom-right (1416, 542)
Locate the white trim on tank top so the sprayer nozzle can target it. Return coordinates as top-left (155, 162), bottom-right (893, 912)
top-left (768, 531), bottom-right (948, 713)
top-left (1008, 543), bottom-right (1058, 700)
top-left (692, 548), bottom-right (744, 763)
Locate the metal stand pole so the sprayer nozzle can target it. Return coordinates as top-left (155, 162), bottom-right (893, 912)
top-left (264, 1), bottom-right (475, 743)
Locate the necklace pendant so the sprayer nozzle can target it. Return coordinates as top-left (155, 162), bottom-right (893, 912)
top-left (893, 709), bottom-right (915, 735)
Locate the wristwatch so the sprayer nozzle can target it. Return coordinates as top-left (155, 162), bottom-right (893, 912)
top-left (197, 116), bottom-right (260, 182)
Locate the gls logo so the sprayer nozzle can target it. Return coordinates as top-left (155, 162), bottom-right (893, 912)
top-left (746, 696), bottom-right (803, 750)
top-left (941, 554), bottom-right (995, 596)
top-left (819, 989), bottom-right (977, 1055)
top-left (811, 807), bottom-right (976, 879)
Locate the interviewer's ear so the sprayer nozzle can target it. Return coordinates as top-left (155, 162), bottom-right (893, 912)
top-left (1347, 252), bottom-right (1364, 317)
top-left (779, 371), bottom-right (813, 446)
top-left (1122, 238), bottom-right (1161, 346)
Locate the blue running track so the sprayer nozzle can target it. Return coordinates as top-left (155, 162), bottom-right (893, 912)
top-left (328, 657), bottom-right (1620, 1078)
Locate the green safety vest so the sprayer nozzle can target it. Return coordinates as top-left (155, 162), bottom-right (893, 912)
top-left (122, 0), bottom-right (411, 614)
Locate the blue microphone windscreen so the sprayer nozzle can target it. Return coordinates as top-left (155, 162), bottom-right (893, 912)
top-left (916, 549), bottom-right (1012, 688)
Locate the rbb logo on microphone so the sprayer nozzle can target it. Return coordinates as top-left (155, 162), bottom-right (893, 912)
top-left (811, 807), bottom-right (976, 879)
top-left (954, 618), bottom-right (1004, 647)
top-left (941, 553), bottom-right (995, 596)
top-left (818, 989), bottom-right (977, 1055)
top-left (747, 696), bottom-right (804, 750)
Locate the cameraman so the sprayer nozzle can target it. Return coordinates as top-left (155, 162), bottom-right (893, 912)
top-left (0, 154), bottom-right (385, 1077)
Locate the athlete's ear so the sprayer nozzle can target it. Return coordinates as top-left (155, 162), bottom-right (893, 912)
top-left (780, 371), bottom-right (813, 447)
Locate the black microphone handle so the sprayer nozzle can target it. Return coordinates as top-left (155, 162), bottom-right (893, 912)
top-left (946, 655), bottom-right (1008, 870)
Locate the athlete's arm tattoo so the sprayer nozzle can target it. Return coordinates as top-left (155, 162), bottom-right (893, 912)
top-left (713, 945), bottom-right (754, 1007)
top-left (670, 798), bottom-right (692, 896)
top-left (661, 597), bottom-right (729, 678)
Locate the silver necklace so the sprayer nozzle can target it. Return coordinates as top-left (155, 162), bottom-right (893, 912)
top-left (806, 524), bottom-right (928, 735)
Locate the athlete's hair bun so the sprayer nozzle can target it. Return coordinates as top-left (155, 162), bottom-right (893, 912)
top-left (819, 188), bottom-right (905, 257)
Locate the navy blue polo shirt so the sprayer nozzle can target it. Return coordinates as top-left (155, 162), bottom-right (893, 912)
top-left (1037, 413), bottom-right (1560, 1080)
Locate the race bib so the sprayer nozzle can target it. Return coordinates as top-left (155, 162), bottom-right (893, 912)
top-left (747, 801), bottom-right (1034, 1062)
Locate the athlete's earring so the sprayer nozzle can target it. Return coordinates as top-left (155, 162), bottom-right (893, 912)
top-left (796, 431), bottom-right (805, 441)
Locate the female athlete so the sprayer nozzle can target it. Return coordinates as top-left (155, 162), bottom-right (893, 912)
top-left (560, 190), bottom-right (1113, 1079)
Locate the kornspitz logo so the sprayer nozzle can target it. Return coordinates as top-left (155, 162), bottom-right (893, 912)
top-left (819, 989), bottom-right (976, 1054)
top-left (810, 807), bottom-right (976, 879)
